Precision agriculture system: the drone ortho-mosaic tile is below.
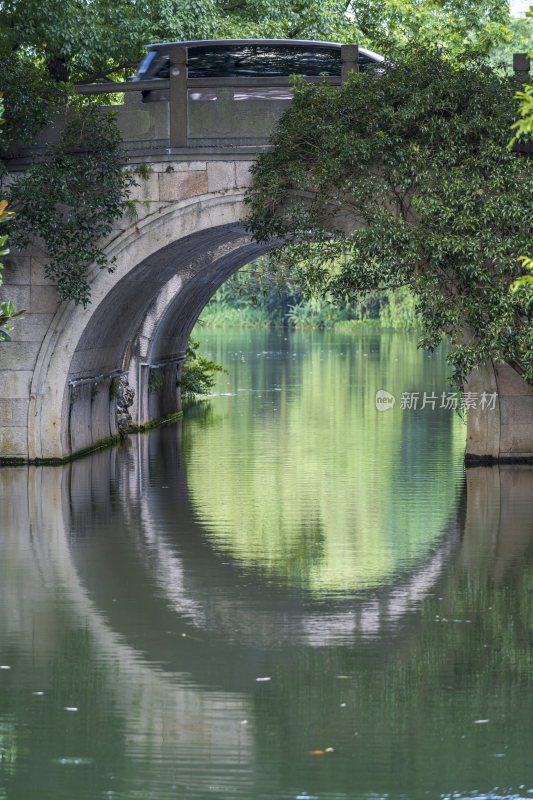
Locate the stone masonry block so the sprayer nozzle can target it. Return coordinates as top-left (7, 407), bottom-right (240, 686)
top-left (126, 172), bottom-right (160, 202)
top-left (500, 423), bottom-right (533, 455)
top-left (0, 426), bottom-right (27, 456)
top-left (30, 284), bottom-right (59, 314)
top-left (499, 395), bottom-right (533, 425)
top-left (150, 161), bottom-right (207, 173)
top-left (30, 258), bottom-right (56, 286)
top-left (0, 398), bottom-right (29, 427)
top-left (0, 286), bottom-right (30, 310)
top-left (0, 371), bottom-right (32, 398)
top-left (235, 161), bottom-right (256, 188)
top-left (207, 161), bottom-right (236, 193)
top-left (9, 314), bottom-right (53, 343)
top-left (1, 256), bottom-right (30, 285)
top-left (158, 171), bottom-right (208, 202)
top-left (495, 362), bottom-right (533, 396)
top-left (117, 104), bottom-right (169, 141)
top-left (0, 342), bottom-right (40, 371)
top-left (69, 382), bottom-right (93, 453)
top-left (111, 201), bottom-right (167, 232)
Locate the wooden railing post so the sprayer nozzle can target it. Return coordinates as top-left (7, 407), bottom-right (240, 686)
top-left (341, 45), bottom-right (359, 83)
top-left (513, 53), bottom-right (531, 80)
top-left (169, 45), bottom-right (187, 147)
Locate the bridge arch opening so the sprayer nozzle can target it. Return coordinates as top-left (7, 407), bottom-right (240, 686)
top-left (68, 222), bottom-right (271, 455)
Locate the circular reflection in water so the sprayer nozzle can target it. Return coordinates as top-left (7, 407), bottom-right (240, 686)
top-left (182, 328), bottom-right (466, 596)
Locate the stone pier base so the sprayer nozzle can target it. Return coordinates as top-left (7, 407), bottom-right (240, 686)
top-left (464, 360), bottom-right (533, 463)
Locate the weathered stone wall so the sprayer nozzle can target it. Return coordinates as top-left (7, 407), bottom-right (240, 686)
top-left (465, 361), bottom-right (533, 462)
top-left (0, 247), bottom-right (59, 458)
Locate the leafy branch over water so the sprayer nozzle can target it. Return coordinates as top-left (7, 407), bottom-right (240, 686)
top-left (180, 337), bottom-right (228, 397)
top-left (246, 47), bottom-right (533, 384)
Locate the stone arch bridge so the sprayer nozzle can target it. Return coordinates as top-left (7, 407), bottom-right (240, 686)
top-left (1, 40), bottom-right (532, 463)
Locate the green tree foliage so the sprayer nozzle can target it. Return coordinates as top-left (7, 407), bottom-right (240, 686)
top-left (510, 4), bottom-right (533, 148)
top-left (0, 206), bottom-right (24, 341)
top-left (6, 108), bottom-right (141, 306)
top-left (510, 5), bottom-right (533, 292)
top-left (201, 257), bottom-right (420, 329)
top-left (0, 95), bottom-right (23, 342)
top-left (246, 48), bottom-right (533, 384)
top-left (491, 11), bottom-right (533, 72)
top-left (0, 56), bottom-right (70, 146)
top-left (351, 0), bottom-right (510, 58)
top-left (0, 0), bottom-right (512, 86)
top-left (0, 58), bottom-right (149, 307)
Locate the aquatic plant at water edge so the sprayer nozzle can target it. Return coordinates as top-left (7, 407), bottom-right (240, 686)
top-left (179, 338), bottom-right (227, 397)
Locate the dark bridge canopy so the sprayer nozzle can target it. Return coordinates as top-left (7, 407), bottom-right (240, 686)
top-left (133, 38), bottom-right (384, 80)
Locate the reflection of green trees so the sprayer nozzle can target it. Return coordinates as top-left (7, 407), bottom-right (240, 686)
top-left (182, 329), bottom-right (466, 595)
top-left (0, 718), bottom-right (17, 779)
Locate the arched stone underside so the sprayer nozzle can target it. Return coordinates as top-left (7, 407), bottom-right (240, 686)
top-left (26, 192), bottom-right (272, 461)
top-left (65, 223), bottom-right (269, 455)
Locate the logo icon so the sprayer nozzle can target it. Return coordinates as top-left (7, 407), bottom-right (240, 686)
top-left (375, 389), bottom-right (396, 411)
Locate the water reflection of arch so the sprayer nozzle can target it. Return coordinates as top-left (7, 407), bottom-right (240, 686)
top-left (0, 458), bottom-right (255, 799)
top-left (19, 431), bottom-right (533, 682)
top-left (66, 424), bottom-right (467, 677)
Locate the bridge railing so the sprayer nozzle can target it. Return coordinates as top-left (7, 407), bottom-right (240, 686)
top-left (72, 44), bottom-right (359, 151)
top-left (8, 48), bottom-right (531, 158)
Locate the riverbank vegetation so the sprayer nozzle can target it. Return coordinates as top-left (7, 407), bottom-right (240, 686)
top-left (200, 259), bottom-right (420, 330)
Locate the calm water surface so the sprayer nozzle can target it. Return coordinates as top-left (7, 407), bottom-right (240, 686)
top-left (1, 328), bottom-right (533, 800)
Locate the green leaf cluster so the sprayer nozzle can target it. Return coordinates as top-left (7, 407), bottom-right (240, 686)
top-left (509, 4), bottom-right (533, 299)
top-left (0, 0), bottom-right (513, 86)
top-left (0, 56), bottom-right (70, 147)
top-left (5, 106), bottom-right (140, 307)
top-left (246, 47), bottom-right (533, 384)
top-left (202, 254), bottom-right (420, 329)
top-left (0, 95), bottom-right (24, 342)
top-left (180, 337), bottom-right (227, 397)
